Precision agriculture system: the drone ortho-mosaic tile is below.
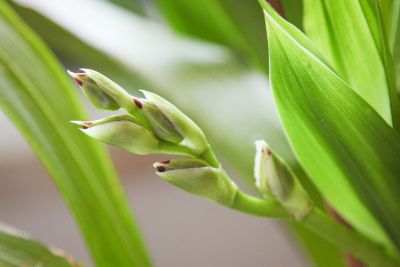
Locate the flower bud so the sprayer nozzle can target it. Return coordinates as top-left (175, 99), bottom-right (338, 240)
top-left (71, 115), bottom-right (160, 155)
top-left (140, 90), bottom-right (208, 155)
top-left (68, 69), bottom-right (138, 114)
top-left (140, 99), bottom-right (184, 144)
top-left (254, 140), bottom-right (312, 220)
top-left (154, 159), bottom-right (238, 206)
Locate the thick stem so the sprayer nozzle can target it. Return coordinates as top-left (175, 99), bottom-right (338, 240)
top-left (231, 191), bottom-right (290, 218)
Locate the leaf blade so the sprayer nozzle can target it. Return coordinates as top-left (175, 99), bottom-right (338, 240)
top-left (261, 0), bottom-right (400, 252)
top-left (303, 0), bottom-right (400, 129)
top-left (0, 223), bottom-right (83, 267)
top-left (0, 1), bottom-right (152, 266)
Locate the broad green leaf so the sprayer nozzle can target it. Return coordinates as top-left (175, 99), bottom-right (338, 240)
top-left (303, 0), bottom-right (400, 129)
top-left (0, 223), bottom-right (82, 267)
top-left (0, 1), bottom-right (151, 266)
top-left (12, 2), bottom-right (346, 266)
top-left (261, 0), bottom-right (400, 252)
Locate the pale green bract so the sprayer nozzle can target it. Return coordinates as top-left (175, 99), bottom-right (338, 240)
top-left (254, 140), bottom-right (312, 221)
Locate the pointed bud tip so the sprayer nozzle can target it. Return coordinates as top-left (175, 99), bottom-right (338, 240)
top-left (153, 162), bottom-right (168, 172)
top-left (70, 120), bottom-right (92, 129)
top-left (132, 97), bottom-right (143, 109)
top-left (67, 69), bottom-right (87, 86)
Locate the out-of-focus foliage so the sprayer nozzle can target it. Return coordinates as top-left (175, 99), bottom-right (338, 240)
top-left (0, 223), bottom-right (83, 267)
top-left (153, 0), bottom-right (268, 70)
top-left (0, 1), bottom-right (151, 266)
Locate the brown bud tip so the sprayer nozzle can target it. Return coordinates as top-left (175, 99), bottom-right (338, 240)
top-left (133, 97), bottom-right (143, 109)
top-left (161, 160), bottom-right (170, 164)
top-left (81, 121), bottom-right (93, 129)
top-left (67, 70), bottom-right (86, 87)
top-left (156, 166), bottom-right (166, 172)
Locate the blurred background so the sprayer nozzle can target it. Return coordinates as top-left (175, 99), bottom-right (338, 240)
top-left (1, 0), bottom-right (309, 266)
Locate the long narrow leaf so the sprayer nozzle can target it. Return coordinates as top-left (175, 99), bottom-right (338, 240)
top-left (261, 0), bottom-right (400, 252)
top-left (0, 1), bottom-right (151, 266)
top-left (303, 0), bottom-right (400, 129)
top-left (380, 0), bottom-right (400, 62)
top-left (0, 223), bottom-right (82, 267)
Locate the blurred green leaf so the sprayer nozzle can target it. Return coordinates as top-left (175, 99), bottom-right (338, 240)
top-left (262, 0), bottom-right (400, 253)
top-left (0, 1), bottom-right (151, 266)
top-left (153, 0), bottom-right (268, 70)
top-left (107, 0), bottom-right (146, 15)
top-left (292, 224), bottom-right (346, 267)
top-left (8, 1), bottom-right (149, 91)
top-left (0, 223), bottom-right (83, 267)
top-left (303, 0), bottom-right (400, 129)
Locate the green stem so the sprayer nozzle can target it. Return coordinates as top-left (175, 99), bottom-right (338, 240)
top-left (231, 191), bottom-right (289, 218)
top-left (231, 192), bottom-right (399, 266)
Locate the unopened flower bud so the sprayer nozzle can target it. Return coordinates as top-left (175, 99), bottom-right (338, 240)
top-left (67, 69), bottom-right (139, 115)
top-left (154, 159), bottom-right (238, 206)
top-left (140, 99), bottom-right (184, 144)
top-left (254, 140), bottom-right (312, 220)
top-left (139, 90), bottom-right (208, 155)
top-left (71, 115), bottom-right (160, 155)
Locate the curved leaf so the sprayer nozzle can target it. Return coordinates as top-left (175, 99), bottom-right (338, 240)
top-left (0, 223), bottom-right (82, 267)
top-left (303, 0), bottom-right (400, 129)
top-left (261, 0), bottom-right (400, 253)
top-left (0, 1), bottom-right (151, 266)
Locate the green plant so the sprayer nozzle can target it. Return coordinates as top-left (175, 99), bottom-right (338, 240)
top-left (1, 0), bottom-right (400, 266)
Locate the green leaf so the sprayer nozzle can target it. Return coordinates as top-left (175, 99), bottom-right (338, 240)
top-left (107, 0), bottom-right (146, 15)
top-left (0, 223), bottom-right (82, 267)
top-left (280, 0), bottom-right (303, 29)
top-left (261, 0), bottom-right (400, 253)
top-left (291, 224), bottom-right (346, 267)
top-left (379, 0), bottom-right (400, 90)
top-left (380, 0), bottom-right (400, 62)
top-left (153, 0), bottom-right (268, 70)
top-left (0, 1), bottom-right (151, 266)
top-left (303, 0), bottom-right (400, 129)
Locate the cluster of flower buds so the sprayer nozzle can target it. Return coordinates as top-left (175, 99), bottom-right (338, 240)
top-left (68, 69), bottom-right (209, 157)
top-left (69, 69), bottom-right (237, 206)
top-left (254, 140), bottom-right (312, 220)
